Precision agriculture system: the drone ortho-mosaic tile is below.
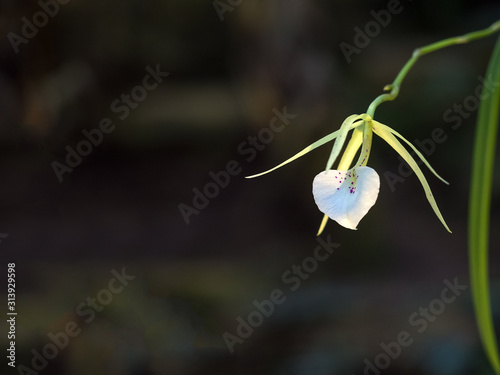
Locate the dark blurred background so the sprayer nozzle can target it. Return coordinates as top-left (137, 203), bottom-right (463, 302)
top-left (1, 0), bottom-right (500, 374)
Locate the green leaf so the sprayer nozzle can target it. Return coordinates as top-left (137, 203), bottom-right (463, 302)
top-left (469, 34), bottom-right (500, 375)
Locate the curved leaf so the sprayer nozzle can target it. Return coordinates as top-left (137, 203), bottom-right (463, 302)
top-left (469, 34), bottom-right (500, 375)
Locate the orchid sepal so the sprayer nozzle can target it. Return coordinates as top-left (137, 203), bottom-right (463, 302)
top-left (245, 115), bottom-right (364, 179)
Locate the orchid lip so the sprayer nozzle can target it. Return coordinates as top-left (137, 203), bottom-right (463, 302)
top-left (313, 166), bottom-right (380, 230)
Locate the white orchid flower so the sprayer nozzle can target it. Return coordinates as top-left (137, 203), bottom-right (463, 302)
top-left (247, 114), bottom-right (451, 235)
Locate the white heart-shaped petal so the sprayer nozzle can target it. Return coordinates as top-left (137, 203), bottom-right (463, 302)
top-left (312, 166), bottom-right (380, 230)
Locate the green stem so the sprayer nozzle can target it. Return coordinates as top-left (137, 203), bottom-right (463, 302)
top-left (366, 19), bottom-right (500, 117)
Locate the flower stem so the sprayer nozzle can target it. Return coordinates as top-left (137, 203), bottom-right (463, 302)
top-left (366, 19), bottom-right (500, 118)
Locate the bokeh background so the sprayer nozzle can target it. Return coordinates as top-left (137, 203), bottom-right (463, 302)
top-left (1, 0), bottom-right (500, 374)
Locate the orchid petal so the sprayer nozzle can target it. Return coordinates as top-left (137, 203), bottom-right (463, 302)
top-left (246, 129), bottom-right (341, 179)
top-left (373, 120), bottom-right (449, 185)
top-left (246, 116), bottom-right (363, 179)
top-left (325, 115), bottom-right (364, 171)
top-left (313, 166), bottom-right (380, 230)
top-left (337, 127), bottom-right (364, 170)
top-left (373, 124), bottom-right (452, 232)
top-left (317, 214), bottom-right (329, 236)
top-left (354, 120), bottom-right (374, 168)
